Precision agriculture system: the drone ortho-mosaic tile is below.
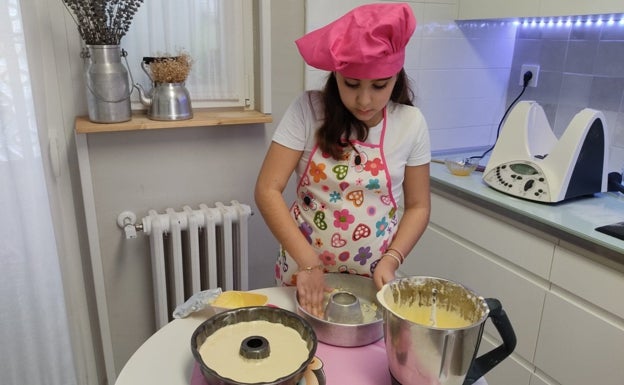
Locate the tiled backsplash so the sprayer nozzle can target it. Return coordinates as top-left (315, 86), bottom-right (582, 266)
top-left (507, 17), bottom-right (624, 172)
top-left (304, 1), bottom-right (624, 173)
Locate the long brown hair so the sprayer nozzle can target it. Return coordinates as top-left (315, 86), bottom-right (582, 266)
top-left (316, 69), bottom-right (414, 160)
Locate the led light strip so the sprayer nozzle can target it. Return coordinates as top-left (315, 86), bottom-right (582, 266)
top-left (517, 14), bottom-right (624, 27)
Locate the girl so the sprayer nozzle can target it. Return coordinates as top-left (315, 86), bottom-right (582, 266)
top-left (255, 3), bottom-right (431, 317)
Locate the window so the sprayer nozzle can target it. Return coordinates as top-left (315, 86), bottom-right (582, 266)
top-left (121, 0), bottom-right (255, 109)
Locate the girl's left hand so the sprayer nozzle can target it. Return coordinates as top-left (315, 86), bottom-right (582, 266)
top-left (373, 256), bottom-right (399, 289)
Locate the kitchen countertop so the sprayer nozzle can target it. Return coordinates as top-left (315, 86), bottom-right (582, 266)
top-left (429, 161), bottom-right (624, 266)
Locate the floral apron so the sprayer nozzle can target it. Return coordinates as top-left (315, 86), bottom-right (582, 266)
top-left (276, 109), bottom-right (398, 286)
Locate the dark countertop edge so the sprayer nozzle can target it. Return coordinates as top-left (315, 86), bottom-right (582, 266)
top-left (430, 178), bottom-right (624, 268)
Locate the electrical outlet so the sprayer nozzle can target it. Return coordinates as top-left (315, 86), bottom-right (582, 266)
top-left (519, 64), bottom-right (540, 87)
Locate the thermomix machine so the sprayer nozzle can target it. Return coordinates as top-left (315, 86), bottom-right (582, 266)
top-left (483, 101), bottom-right (609, 203)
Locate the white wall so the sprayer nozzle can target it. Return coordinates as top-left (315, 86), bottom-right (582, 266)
top-left (83, 126), bottom-right (275, 373)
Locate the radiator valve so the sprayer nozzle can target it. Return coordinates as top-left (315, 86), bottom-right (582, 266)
top-left (117, 211), bottom-right (139, 239)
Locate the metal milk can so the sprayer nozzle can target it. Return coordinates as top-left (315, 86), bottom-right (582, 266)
top-left (81, 45), bottom-right (132, 123)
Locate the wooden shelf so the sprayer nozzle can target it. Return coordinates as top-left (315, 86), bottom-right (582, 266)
top-left (75, 108), bottom-right (272, 134)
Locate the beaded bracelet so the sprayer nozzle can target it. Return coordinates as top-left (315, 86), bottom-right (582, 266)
top-left (386, 247), bottom-right (405, 263)
top-left (298, 264), bottom-right (324, 274)
top-left (381, 253), bottom-right (401, 267)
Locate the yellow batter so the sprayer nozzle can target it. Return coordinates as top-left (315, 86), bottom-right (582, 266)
top-left (199, 320), bottom-right (310, 382)
top-left (392, 305), bottom-right (472, 328)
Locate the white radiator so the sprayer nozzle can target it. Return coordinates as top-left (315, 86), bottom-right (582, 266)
top-left (133, 201), bottom-right (252, 328)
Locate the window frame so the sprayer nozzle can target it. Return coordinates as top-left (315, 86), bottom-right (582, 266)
top-left (114, 0), bottom-right (264, 112)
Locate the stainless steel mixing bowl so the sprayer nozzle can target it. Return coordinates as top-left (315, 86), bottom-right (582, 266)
top-left (191, 306), bottom-right (317, 385)
top-left (295, 273), bottom-right (384, 347)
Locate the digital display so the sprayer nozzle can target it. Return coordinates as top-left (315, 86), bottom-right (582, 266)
top-left (510, 163), bottom-right (538, 175)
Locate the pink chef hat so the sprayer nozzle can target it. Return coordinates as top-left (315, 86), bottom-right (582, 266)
top-left (295, 3), bottom-right (416, 79)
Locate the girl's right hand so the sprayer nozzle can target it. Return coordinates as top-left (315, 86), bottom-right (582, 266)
top-left (296, 267), bottom-right (326, 318)
top-left (373, 255), bottom-right (399, 289)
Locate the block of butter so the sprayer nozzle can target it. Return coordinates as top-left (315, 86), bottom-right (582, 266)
top-left (211, 291), bottom-right (269, 310)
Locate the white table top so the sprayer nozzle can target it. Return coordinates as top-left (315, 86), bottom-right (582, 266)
top-left (115, 286), bottom-right (488, 385)
top-left (115, 287), bottom-right (294, 385)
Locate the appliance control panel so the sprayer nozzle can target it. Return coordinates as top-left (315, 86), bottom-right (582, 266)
top-left (483, 161), bottom-right (551, 202)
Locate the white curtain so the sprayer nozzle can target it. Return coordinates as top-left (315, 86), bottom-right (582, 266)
top-left (122, 0), bottom-right (246, 106)
top-left (0, 1), bottom-right (77, 384)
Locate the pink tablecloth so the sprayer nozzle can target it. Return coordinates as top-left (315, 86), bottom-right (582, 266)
top-left (315, 339), bottom-right (391, 384)
top-left (191, 338), bottom-right (390, 385)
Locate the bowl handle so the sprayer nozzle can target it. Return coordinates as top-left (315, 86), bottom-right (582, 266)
top-left (463, 298), bottom-right (517, 385)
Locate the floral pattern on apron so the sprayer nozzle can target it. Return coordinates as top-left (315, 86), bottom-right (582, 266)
top-left (276, 109), bottom-right (398, 286)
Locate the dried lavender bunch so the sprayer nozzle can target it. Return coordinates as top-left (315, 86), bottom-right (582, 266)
top-left (62, 0), bottom-right (144, 45)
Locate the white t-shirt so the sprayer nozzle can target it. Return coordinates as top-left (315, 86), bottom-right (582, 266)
top-left (272, 90), bottom-right (431, 203)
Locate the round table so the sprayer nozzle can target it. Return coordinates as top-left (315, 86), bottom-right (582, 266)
top-left (115, 286), bottom-right (488, 385)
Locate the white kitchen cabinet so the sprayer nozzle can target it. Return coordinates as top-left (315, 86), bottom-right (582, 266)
top-left (458, 0), bottom-right (624, 19)
top-left (458, 0), bottom-right (540, 20)
top-left (479, 338), bottom-right (533, 385)
top-left (540, 0), bottom-right (624, 17)
top-left (534, 292), bottom-right (624, 385)
top-left (426, 194), bottom-right (556, 279)
top-left (404, 194), bottom-right (550, 384)
top-left (407, 225), bottom-right (547, 362)
top-left (529, 373), bottom-right (551, 385)
top-left (533, 245), bottom-right (624, 385)
top-left (405, 191), bottom-right (624, 385)
top-left (550, 244), bottom-right (624, 319)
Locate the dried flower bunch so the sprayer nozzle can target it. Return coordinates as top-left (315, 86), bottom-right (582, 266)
top-left (62, 0), bottom-right (144, 45)
top-left (148, 53), bottom-right (193, 84)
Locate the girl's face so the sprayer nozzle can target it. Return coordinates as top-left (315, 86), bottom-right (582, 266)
top-left (335, 72), bottom-right (397, 127)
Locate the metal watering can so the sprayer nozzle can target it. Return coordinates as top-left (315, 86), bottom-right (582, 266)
top-left (134, 57), bottom-right (193, 121)
top-left (377, 276), bottom-right (517, 385)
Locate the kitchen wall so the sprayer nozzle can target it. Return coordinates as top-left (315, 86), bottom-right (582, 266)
top-left (505, 17), bottom-right (624, 173)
